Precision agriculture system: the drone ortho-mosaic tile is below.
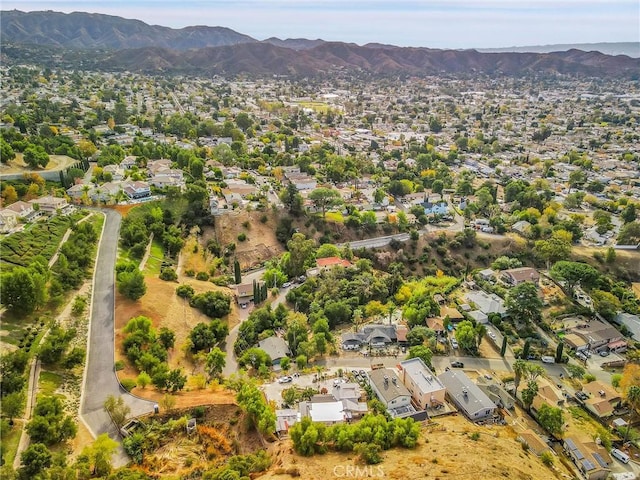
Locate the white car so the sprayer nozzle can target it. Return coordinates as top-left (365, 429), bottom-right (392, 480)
top-left (277, 376), bottom-right (293, 384)
top-left (282, 282), bottom-right (292, 288)
top-left (451, 339), bottom-right (459, 349)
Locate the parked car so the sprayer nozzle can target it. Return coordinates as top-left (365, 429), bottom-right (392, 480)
top-left (451, 361), bottom-right (464, 368)
top-left (278, 376), bottom-right (293, 384)
top-left (450, 339), bottom-right (459, 349)
top-left (359, 370), bottom-right (366, 377)
top-left (599, 350), bottom-right (610, 357)
top-left (576, 391), bottom-right (589, 401)
top-left (282, 282), bottom-right (292, 288)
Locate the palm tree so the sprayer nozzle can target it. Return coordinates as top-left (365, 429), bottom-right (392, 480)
top-left (623, 385), bottom-right (640, 444)
top-left (513, 359), bottom-right (528, 397)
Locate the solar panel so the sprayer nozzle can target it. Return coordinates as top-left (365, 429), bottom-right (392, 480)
top-left (582, 459), bottom-right (595, 471)
top-left (565, 439), bottom-right (578, 451)
top-left (592, 453), bottom-right (609, 468)
top-left (574, 450), bottom-right (585, 460)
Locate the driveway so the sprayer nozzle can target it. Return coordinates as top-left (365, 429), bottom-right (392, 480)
top-left (80, 209), bottom-right (154, 466)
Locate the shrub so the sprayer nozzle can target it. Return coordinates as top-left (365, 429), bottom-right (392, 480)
top-left (260, 215), bottom-right (268, 223)
top-left (583, 373), bottom-right (596, 383)
top-left (62, 347), bottom-right (85, 368)
top-left (159, 267), bottom-right (178, 281)
top-left (196, 271), bottom-right (210, 281)
top-left (470, 432), bottom-right (481, 441)
top-left (176, 284), bottom-right (195, 299)
top-left (185, 269), bottom-right (196, 277)
top-left (120, 378), bottom-right (136, 392)
top-left (540, 451), bottom-right (554, 467)
top-left (237, 233), bottom-right (247, 242)
top-left (114, 360), bottom-right (125, 371)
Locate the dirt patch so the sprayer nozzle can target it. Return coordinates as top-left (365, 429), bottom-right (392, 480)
top-left (115, 277), bottom-right (240, 401)
top-left (263, 415), bottom-right (570, 480)
top-left (0, 153), bottom-right (77, 175)
top-left (107, 204), bottom-right (138, 217)
top-left (210, 210), bottom-right (284, 270)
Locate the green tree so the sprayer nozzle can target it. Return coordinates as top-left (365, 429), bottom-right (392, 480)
top-left (500, 337), bottom-right (508, 357)
top-left (26, 396), bottom-right (77, 445)
top-left (623, 385), bottom-right (640, 444)
top-left (2, 391), bottom-right (25, 422)
top-left (280, 183), bottom-right (304, 216)
top-left (590, 289), bottom-right (622, 321)
top-left (555, 343), bottom-right (564, 364)
top-left (103, 395), bottom-right (130, 428)
top-left (117, 270), bottom-right (147, 300)
top-left (513, 359), bottom-right (528, 397)
top-left (238, 347), bottom-right (272, 370)
top-left (407, 345), bottom-right (433, 368)
top-left (521, 380), bottom-right (539, 411)
top-left (567, 364), bottom-right (586, 379)
top-left (23, 144), bottom-right (50, 169)
top-left (19, 443), bottom-right (52, 478)
top-left (534, 230), bottom-right (573, 269)
top-left (136, 371), bottom-right (151, 389)
top-left (158, 327), bottom-right (175, 350)
top-left (621, 204), bottom-right (637, 224)
top-left (617, 221), bottom-right (640, 245)
top-left (0, 138), bottom-right (16, 163)
top-left (550, 261), bottom-right (600, 295)
top-left (537, 403), bottom-right (564, 437)
top-left (82, 433), bottom-right (119, 477)
top-left (455, 320), bottom-right (477, 352)
top-left (308, 187), bottom-right (342, 219)
top-left (505, 282), bottom-right (543, 323)
top-left (234, 259), bottom-right (242, 284)
top-left (0, 267), bottom-right (37, 316)
top-left (285, 233), bottom-right (315, 278)
top-left (205, 347), bottom-right (226, 380)
top-left (406, 326), bottom-right (434, 346)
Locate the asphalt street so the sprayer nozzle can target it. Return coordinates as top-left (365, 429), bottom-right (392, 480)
top-left (80, 209), bottom-right (154, 466)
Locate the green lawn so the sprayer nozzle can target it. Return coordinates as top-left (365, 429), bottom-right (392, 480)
top-left (1, 422), bottom-right (23, 467)
top-left (143, 240), bottom-right (165, 276)
top-left (39, 371), bottom-right (63, 396)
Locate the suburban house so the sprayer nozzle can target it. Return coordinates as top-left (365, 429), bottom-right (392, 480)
top-left (103, 164), bottom-right (125, 181)
top-left (341, 324), bottom-right (399, 348)
top-left (511, 220), bottom-right (532, 237)
top-left (332, 382), bottom-right (368, 418)
top-left (399, 358), bottom-right (446, 410)
top-left (422, 200), bottom-right (448, 216)
top-left (120, 156), bottom-right (137, 169)
top-left (122, 181), bottom-right (151, 200)
top-left (426, 317), bottom-right (446, 335)
top-left (368, 369), bottom-right (412, 411)
top-left (478, 268), bottom-right (496, 281)
top-left (568, 320), bottom-right (625, 352)
top-left (562, 332), bottom-right (590, 352)
top-left (235, 282), bottom-right (260, 307)
top-left (518, 429), bottom-right (551, 457)
top-left (257, 336), bottom-right (291, 366)
top-left (532, 379), bottom-right (565, 414)
top-left (316, 256), bottom-right (353, 271)
top-left (438, 370), bottom-right (497, 421)
top-left (612, 312), bottom-right (640, 342)
top-left (463, 290), bottom-right (506, 316)
top-left (4, 201), bottom-right (39, 222)
top-left (476, 376), bottom-right (514, 410)
top-left (564, 437), bottom-right (611, 480)
top-left (582, 381), bottom-right (622, 419)
top-left (299, 397), bottom-right (346, 425)
top-left (275, 409), bottom-right (300, 434)
top-left (438, 305), bottom-right (464, 323)
top-left (29, 195), bottom-right (71, 215)
top-left (0, 209), bottom-right (18, 233)
top-left (501, 267), bottom-right (540, 286)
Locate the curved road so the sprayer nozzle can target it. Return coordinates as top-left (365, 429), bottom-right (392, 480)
top-left (80, 209), bottom-right (154, 465)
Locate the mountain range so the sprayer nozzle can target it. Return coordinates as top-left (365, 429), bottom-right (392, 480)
top-left (2, 10), bottom-right (639, 78)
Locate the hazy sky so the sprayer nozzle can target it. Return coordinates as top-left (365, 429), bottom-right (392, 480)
top-left (3, 1), bottom-right (639, 49)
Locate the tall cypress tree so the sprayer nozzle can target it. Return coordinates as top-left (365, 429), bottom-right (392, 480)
top-left (234, 259), bottom-right (241, 285)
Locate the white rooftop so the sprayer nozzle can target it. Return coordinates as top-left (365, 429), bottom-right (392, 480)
top-left (309, 401), bottom-right (345, 423)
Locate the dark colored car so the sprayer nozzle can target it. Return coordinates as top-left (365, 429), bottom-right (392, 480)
top-left (451, 361), bottom-right (464, 368)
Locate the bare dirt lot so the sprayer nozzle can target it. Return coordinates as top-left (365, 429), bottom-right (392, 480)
top-left (209, 210), bottom-right (285, 270)
top-left (115, 277), bottom-right (240, 407)
top-left (264, 415), bottom-right (570, 480)
top-left (0, 153), bottom-right (77, 175)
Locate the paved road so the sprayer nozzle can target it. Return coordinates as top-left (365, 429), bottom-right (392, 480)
top-left (80, 209), bottom-right (154, 467)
